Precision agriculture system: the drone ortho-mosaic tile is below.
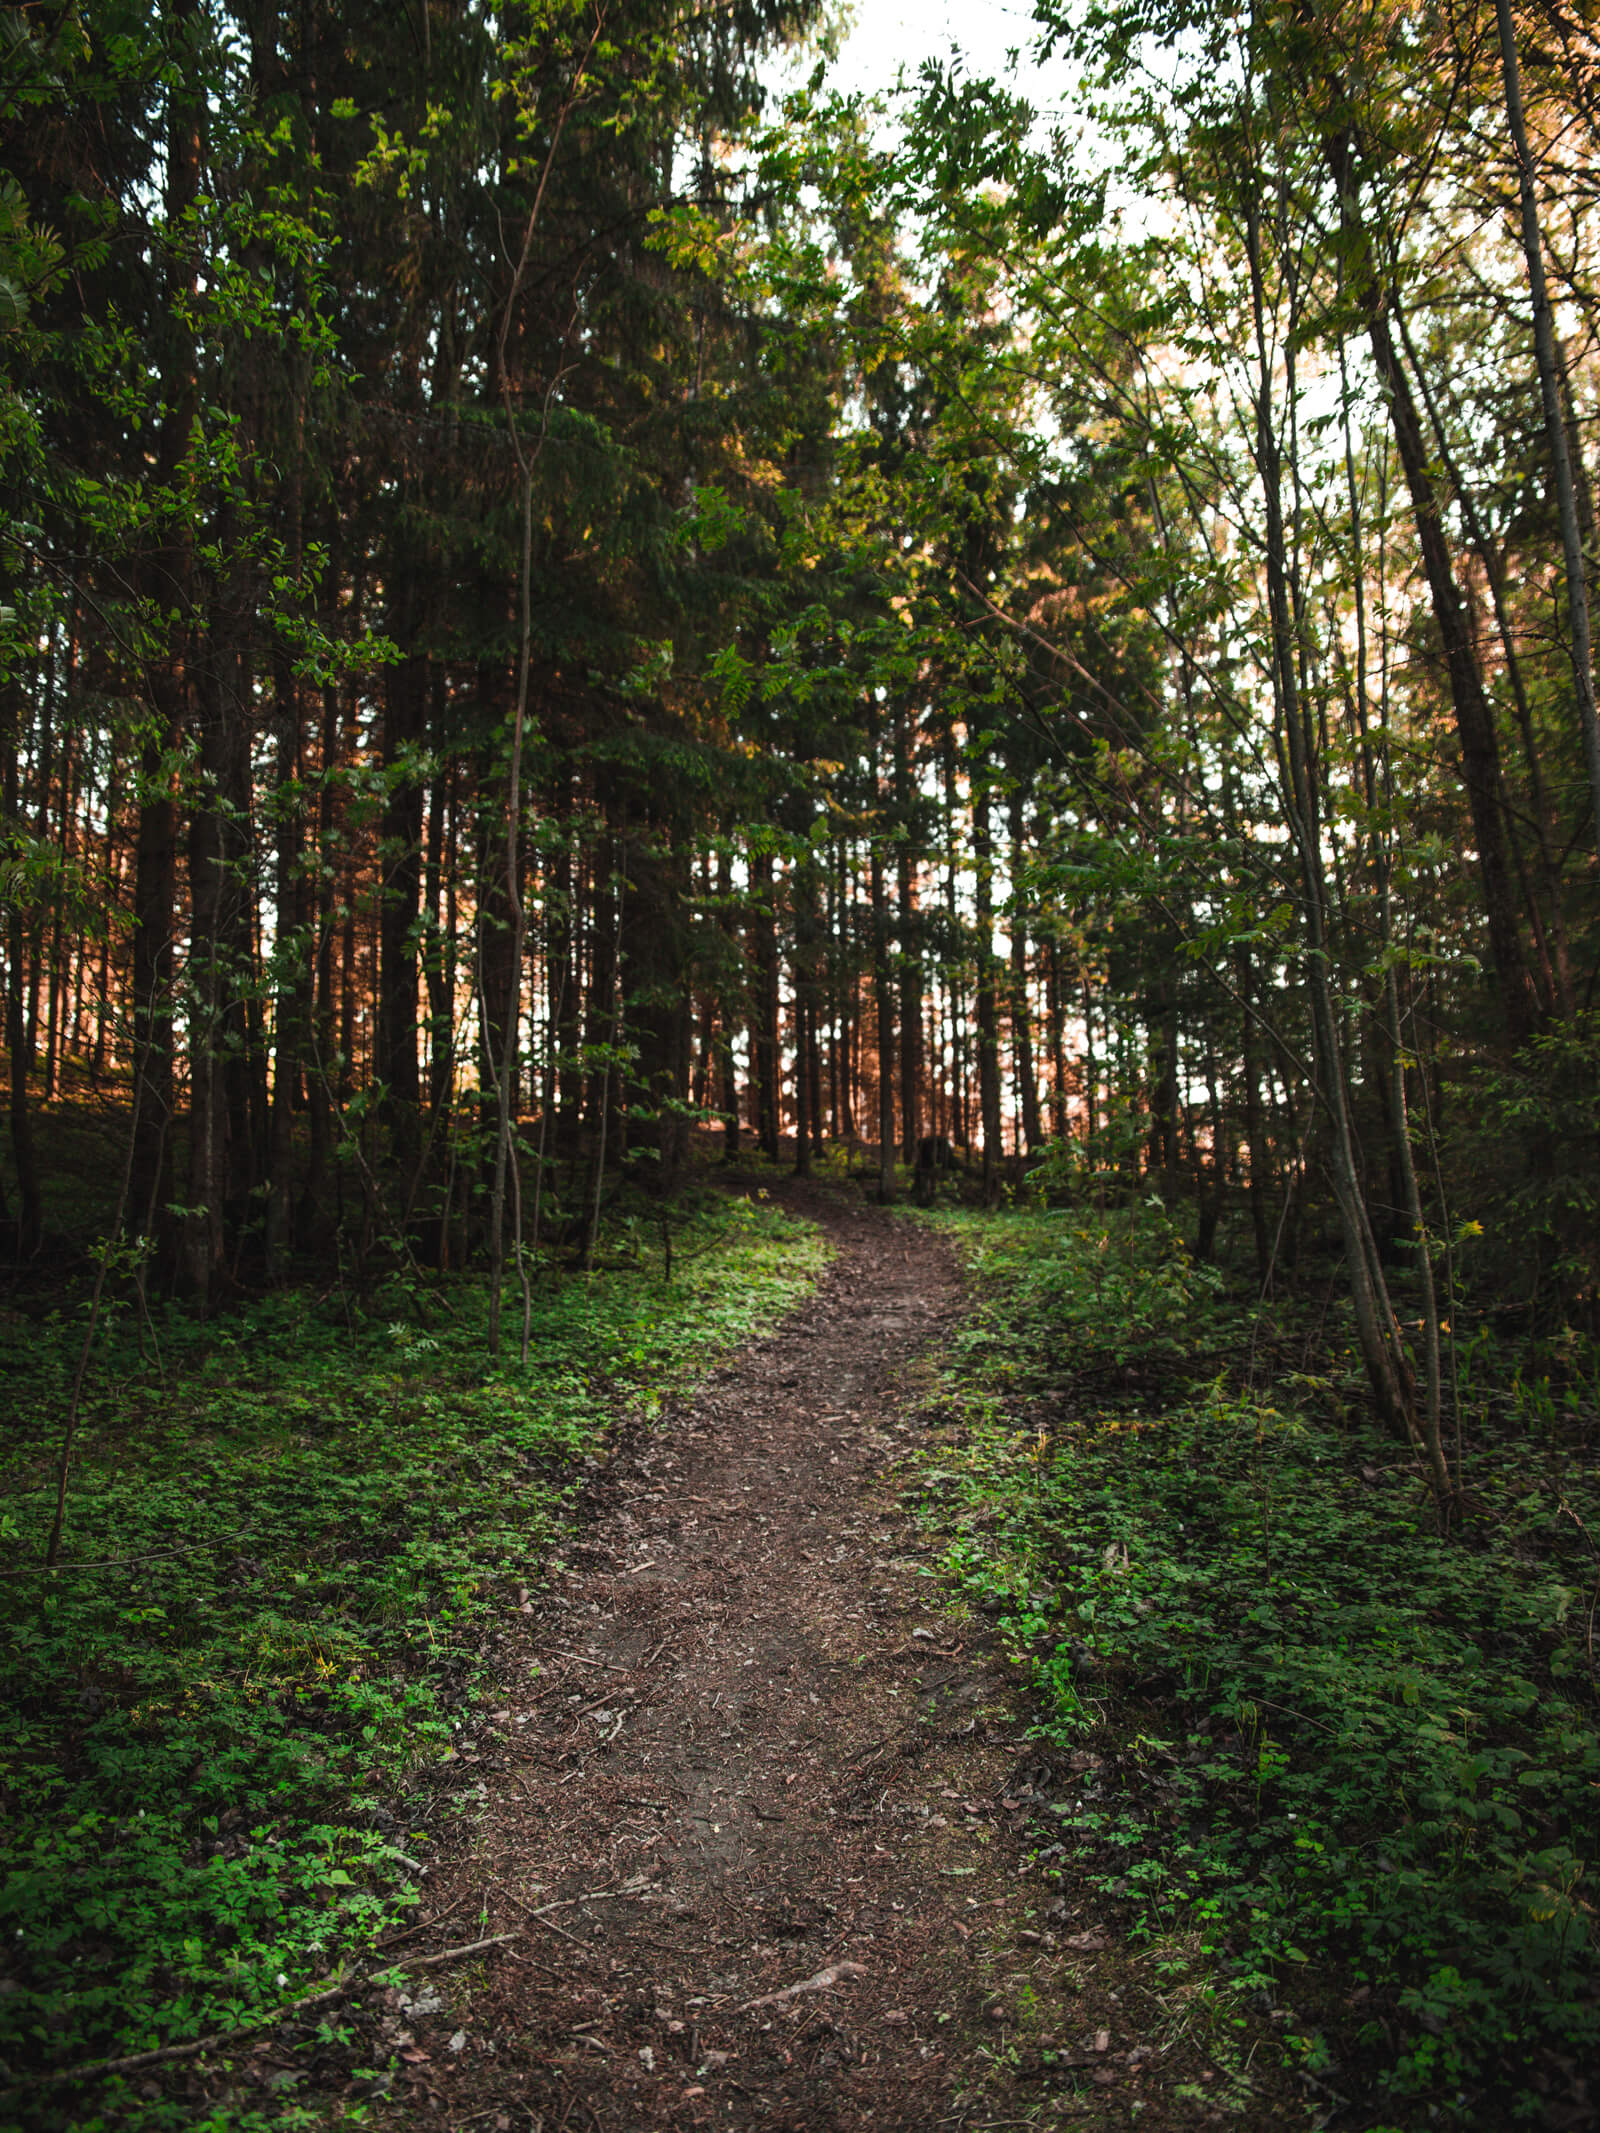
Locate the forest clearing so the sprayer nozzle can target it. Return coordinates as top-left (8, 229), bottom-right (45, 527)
top-left (4, 0), bottom-right (1600, 2125)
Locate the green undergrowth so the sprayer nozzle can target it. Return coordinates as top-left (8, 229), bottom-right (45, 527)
top-left (914, 1203), bottom-right (1600, 2128)
top-left (0, 1188), bottom-right (825, 2127)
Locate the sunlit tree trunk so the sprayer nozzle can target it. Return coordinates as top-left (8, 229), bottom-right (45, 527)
top-left (972, 779), bottom-right (1003, 1206)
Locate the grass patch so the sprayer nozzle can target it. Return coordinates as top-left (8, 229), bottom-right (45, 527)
top-left (913, 1202), bottom-right (1600, 2127)
top-left (0, 1187), bottom-right (825, 2123)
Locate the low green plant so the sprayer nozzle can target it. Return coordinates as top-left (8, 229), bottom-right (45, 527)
top-left (0, 1193), bottom-right (826, 2126)
top-left (913, 1206), bottom-right (1600, 2127)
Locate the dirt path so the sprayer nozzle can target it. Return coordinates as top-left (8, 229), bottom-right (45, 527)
top-left (373, 1187), bottom-right (1129, 2131)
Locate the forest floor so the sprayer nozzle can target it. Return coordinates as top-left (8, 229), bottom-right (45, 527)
top-left (293, 1179), bottom-right (1300, 2133)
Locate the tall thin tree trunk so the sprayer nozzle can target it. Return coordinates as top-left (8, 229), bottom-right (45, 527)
top-left (1245, 171), bottom-right (1420, 1444)
top-left (972, 781), bottom-right (1003, 1206)
top-left (1008, 788), bottom-right (1042, 1154)
top-left (751, 846), bottom-right (780, 1159)
top-left (1495, 0), bottom-right (1600, 878)
top-left (3, 688), bottom-right (42, 1253)
top-left (870, 834), bottom-right (896, 1202)
top-left (1328, 129), bottom-right (1535, 1038)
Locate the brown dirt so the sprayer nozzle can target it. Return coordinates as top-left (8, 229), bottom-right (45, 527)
top-left (289, 1183), bottom-right (1301, 2131)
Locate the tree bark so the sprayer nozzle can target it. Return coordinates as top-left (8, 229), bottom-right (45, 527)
top-left (750, 845), bottom-right (781, 1159)
top-left (1495, 0), bottom-right (1600, 877)
top-left (972, 780), bottom-right (1004, 1206)
top-left (377, 597), bottom-right (427, 1157)
top-left (1327, 129), bottom-right (1535, 1038)
top-left (870, 836), bottom-right (896, 1202)
top-left (3, 687), bottom-right (42, 1253)
top-left (1007, 786), bottom-right (1043, 1154)
top-left (1245, 167), bottom-right (1420, 1442)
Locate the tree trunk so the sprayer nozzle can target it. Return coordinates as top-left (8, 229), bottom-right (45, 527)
top-left (377, 602), bottom-right (426, 1159)
top-left (870, 838), bottom-right (896, 1202)
top-left (1245, 174), bottom-right (1420, 1441)
top-left (3, 690), bottom-right (42, 1253)
top-left (972, 781), bottom-right (1003, 1206)
top-left (894, 711), bottom-right (922, 1161)
top-left (1495, 0), bottom-right (1600, 880)
top-left (184, 614), bottom-right (252, 1309)
top-left (715, 844), bottom-right (741, 1160)
top-left (625, 816), bottom-right (692, 1191)
top-left (1046, 935), bottom-right (1069, 1142)
top-left (266, 650), bottom-right (308, 1278)
top-left (750, 845), bottom-right (781, 1159)
top-left (1328, 130), bottom-right (1535, 1038)
top-left (1008, 787), bottom-right (1043, 1153)
top-left (129, 11), bottom-right (200, 1257)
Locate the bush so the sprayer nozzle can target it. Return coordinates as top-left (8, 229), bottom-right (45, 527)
top-left (917, 1207), bottom-right (1600, 2125)
top-left (0, 1194), bottom-right (825, 2121)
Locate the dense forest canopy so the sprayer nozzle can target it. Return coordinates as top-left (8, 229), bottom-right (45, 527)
top-left (4, 0), bottom-right (1600, 1432)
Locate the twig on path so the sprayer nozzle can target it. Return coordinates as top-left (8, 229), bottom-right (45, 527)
top-left (553, 1648), bottom-right (630, 1673)
top-left (568, 1690), bottom-right (628, 1722)
top-left (735, 1959), bottom-right (867, 2013)
top-left (502, 1890), bottom-right (597, 1945)
top-left (519, 1875), bottom-right (652, 1922)
top-left (523, 1910), bottom-right (589, 1947)
top-left (375, 1932), bottom-right (516, 1976)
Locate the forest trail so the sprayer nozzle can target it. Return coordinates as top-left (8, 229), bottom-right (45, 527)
top-left (380, 1186), bottom-right (1092, 2131)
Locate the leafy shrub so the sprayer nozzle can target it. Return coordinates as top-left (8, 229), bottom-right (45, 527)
top-left (0, 1195), bottom-right (825, 2122)
top-left (1456, 1009), bottom-right (1600, 1327)
top-left (918, 1209), bottom-right (1600, 2125)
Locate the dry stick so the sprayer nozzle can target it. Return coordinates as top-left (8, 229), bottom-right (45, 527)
top-left (4, 1529), bottom-right (250, 1580)
top-left (374, 1932), bottom-right (516, 1975)
top-left (735, 1960), bottom-right (867, 2015)
top-left (21, 1935), bottom-right (516, 2088)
